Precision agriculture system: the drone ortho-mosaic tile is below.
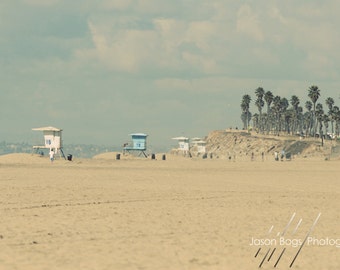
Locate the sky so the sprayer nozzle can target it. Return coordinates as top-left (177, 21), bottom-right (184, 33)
top-left (1, 0), bottom-right (340, 150)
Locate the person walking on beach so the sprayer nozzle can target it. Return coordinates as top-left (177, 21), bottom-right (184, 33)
top-left (280, 149), bottom-right (285, 161)
top-left (274, 151), bottom-right (279, 161)
top-left (49, 149), bottom-right (55, 163)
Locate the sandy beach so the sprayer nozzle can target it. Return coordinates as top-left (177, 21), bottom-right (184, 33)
top-left (0, 153), bottom-right (339, 270)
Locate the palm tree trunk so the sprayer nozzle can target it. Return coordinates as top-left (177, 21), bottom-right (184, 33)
top-left (313, 103), bottom-right (317, 136)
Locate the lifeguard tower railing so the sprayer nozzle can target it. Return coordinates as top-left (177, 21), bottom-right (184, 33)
top-left (123, 133), bottom-right (148, 157)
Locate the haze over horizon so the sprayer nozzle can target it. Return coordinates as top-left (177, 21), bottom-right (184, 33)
top-left (1, 1), bottom-right (340, 148)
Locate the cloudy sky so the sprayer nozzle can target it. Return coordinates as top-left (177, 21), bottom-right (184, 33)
top-left (1, 0), bottom-right (340, 149)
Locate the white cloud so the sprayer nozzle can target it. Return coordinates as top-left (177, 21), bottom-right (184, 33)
top-left (153, 18), bottom-right (187, 61)
top-left (22, 0), bottom-right (60, 6)
top-left (303, 52), bottom-right (337, 80)
top-left (252, 48), bottom-right (280, 65)
top-left (86, 21), bottom-right (163, 72)
top-left (186, 21), bottom-right (216, 51)
top-left (269, 6), bottom-right (288, 25)
top-left (268, 3), bottom-right (340, 80)
top-left (236, 4), bottom-right (264, 42)
top-left (100, 0), bottom-right (133, 10)
top-left (83, 14), bottom-right (228, 75)
top-left (87, 21), bottom-right (109, 57)
top-left (181, 52), bottom-right (218, 74)
top-left (76, 1), bottom-right (340, 82)
top-left (135, 0), bottom-right (179, 14)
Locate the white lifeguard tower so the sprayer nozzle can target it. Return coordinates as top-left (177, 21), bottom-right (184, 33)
top-left (32, 126), bottom-right (66, 159)
top-left (191, 137), bottom-right (206, 154)
top-left (123, 133), bottom-right (148, 157)
top-left (172, 136), bottom-right (190, 155)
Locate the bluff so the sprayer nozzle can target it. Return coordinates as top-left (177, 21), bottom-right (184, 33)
top-left (202, 130), bottom-right (339, 160)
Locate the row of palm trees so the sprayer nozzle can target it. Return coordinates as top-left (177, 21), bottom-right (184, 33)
top-left (240, 86), bottom-right (340, 138)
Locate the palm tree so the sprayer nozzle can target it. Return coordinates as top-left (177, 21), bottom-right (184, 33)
top-left (241, 111), bottom-right (247, 130)
top-left (264, 91), bottom-right (274, 113)
top-left (290, 95), bottom-right (300, 109)
top-left (303, 111), bottom-right (312, 136)
top-left (255, 87), bottom-right (265, 100)
top-left (252, 113), bottom-right (259, 131)
top-left (323, 114), bottom-right (330, 138)
top-left (272, 96), bottom-right (282, 134)
top-left (255, 88), bottom-right (265, 132)
top-left (297, 106), bottom-right (304, 134)
top-left (264, 91), bottom-right (274, 134)
top-left (305, 101), bottom-right (313, 136)
top-left (332, 106), bottom-right (340, 136)
top-left (241, 94), bottom-right (252, 130)
top-left (290, 95), bottom-right (300, 134)
top-left (325, 97), bottom-right (334, 111)
top-left (315, 103), bottom-right (324, 137)
top-left (305, 101), bottom-right (312, 112)
top-left (308, 85), bottom-right (321, 136)
top-left (280, 98), bottom-right (289, 133)
top-left (325, 97), bottom-right (335, 134)
top-left (284, 109), bottom-right (294, 134)
top-left (255, 98), bottom-right (264, 131)
top-left (238, 85), bottom-right (340, 140)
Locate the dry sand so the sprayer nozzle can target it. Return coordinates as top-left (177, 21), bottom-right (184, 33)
top-left (0, 153), bottom-right (339, 270)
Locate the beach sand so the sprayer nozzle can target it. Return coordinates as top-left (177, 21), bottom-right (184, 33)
top-left (0, 153), bottom-right (339, 269)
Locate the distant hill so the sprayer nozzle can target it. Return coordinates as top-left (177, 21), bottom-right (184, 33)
top-left (0, 141), bottom-right (120, 158)
top-left (0, 141), bottom-right (32, 156)
top-left (0, 141), bottom-right (170, 159)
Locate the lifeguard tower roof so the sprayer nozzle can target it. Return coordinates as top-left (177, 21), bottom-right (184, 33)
top-left (32, 126), bottom-right (62, 131)
top-left (192, 140), bottom-right (206, 144)
top-left (130, 133), bottom-right (148, 137)
top-left (172, 136), bottom-right (189, 141)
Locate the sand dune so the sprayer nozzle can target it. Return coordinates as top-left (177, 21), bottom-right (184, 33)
top-left (0, 153), bottom-right (339, 269)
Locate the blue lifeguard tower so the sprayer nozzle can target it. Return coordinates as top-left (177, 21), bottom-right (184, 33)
top-left (123, 133), bottom-right (148, 157)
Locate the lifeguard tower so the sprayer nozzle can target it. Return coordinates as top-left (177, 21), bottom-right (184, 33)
top-left (123, 133), bottom-right (148, 157)
top-left (172, 136), bottom-right (190, 155)
top-left (191, 137), bottom-right (206, 154)
top-left (32, 126), bottom-right (66, 159)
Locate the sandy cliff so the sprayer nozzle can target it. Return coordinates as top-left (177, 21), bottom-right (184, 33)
top-left (200, 130), bottom-right (339, 160)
